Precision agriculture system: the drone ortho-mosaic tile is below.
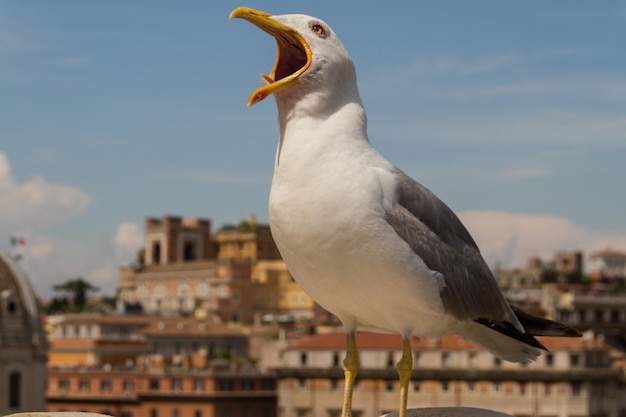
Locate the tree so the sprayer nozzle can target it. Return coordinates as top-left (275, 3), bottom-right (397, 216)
top-left (52, 278), bottom-right (100, 310)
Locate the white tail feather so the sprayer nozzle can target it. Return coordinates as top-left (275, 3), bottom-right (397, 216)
top-left (461, 322), bottom-right (542, 363)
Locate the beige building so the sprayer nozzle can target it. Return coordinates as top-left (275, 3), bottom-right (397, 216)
top-left (214, 215), bottom-right (282, 262)
top-left (47, 313), bottom-right (150, 367)
top-left (588, 249), bottom-right (626, 280)
top-left (276, 332), bottom-right (624, 417)
top-left (47, 313), bottom-right (250, 369)
top-left (253, 260), bottom-right (315, 322)
top-left (118, 215), bottom-right (315, 323)
top-left (0, 252), bottom-right (48, 415)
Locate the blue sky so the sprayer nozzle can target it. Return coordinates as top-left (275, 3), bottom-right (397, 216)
top-left (1, 1), bottom-right (625, 297)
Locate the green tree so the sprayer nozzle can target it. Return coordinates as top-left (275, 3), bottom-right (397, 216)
top-left (52, 278), bottom-right (100, 310)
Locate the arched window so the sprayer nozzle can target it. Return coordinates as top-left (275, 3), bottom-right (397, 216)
top-left (9, 371), bottom-right (21, 408)
top-left (152, 242), bottom-right (161, 264)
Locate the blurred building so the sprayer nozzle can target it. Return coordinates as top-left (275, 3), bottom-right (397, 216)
top-left (46, 363), bottom-right (277, 417)
top-left (0, 252), bottom-right (48, 415)
top-left (275, 332), bottom-right (624, 417)
top-left (47, 313), bottom-right (249, 368)
top-left (495, 251), bottom-right (584, 290)
top-left (45, 311), bottom-right (273, 417)
top-left (117, 215), bottom-right (314, 323)
top-left (588, 249), bottom-right (626, 280)
top-left (214, 215), bottom-right (282, 262)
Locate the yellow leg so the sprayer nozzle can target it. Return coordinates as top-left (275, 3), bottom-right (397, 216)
top-left (341, 331), bottom-right (359, 417)
top-left (396, 337), bottom-right (412, 417)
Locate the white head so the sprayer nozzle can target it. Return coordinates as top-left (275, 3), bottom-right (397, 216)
top-left (230, 7), bottom-right (360, 114)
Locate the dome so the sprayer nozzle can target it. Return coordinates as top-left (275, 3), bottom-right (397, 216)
top-left (0, 251), bottom-right (48, 414)
top-left (0, 251), bottom-right (46, 347)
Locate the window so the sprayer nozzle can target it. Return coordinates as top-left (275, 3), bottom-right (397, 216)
top-left (414, 352), bottom-right (421, 367)
top-left (172, 409), bottom-right (180, 417)
top-left (58, 379), bottom-right (69, 391)
top-left (594, 309), bottom-right (604, 323)
top-left (171, 379), bottom-right (182, 391)
top-left (332, 352), bottom-right (340, 367)
top-left (467, 381), bottom-right (475, 393)
top-left (79, 379), bottom-right (90, 391)
top-left (195, 411), bottom-right (202, 417)
top-left (262, 379), bottom-right (275, 390)
top-left (194, 379), bottom-right (204, 392)
top-left (468, 352), bottom-right (477, 368)
top-left (220, 380), bottom-right (233, 391)
top-left (441, 381), bottom-right (449, 393)
top-left (101, 379), bottom-right (112, 391)
top-left (519, 382), bottom-right (527, 395)
top-left (492, 382), bottom-right (501, 393)
top-left (571, 381), bottom-right (582, 396)
top-left (7, 300), bottom-right (17, 314)
top-left (123, 380), bottom-right (134, 393)
top-left (570, 353), bottom-right (580, 367)
top-left (150, 379), bottom-right (160, 390)
top-left (183, 241), bottom-right (196, 261)
top-left (330, 379), bottom-right (339, 391)
top-left (441, 352), bottom-right (451, 367)
top-left (153, 242), bottom-right (161, 263)
top-left (9, 371), bottom-right (21, 408)
top-left (545, 353), bottom-right (554, 367)
top-left (610, 309), bottom-right (621, 323)
top-left (494, 357), bottom-right (502, 367)
top-left (300, 352), bottom-right (308, 366)
top-left (151, 409), bottom-right (158, 417)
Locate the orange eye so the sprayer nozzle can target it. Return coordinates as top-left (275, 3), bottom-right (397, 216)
top-left (310, 23), bottom-right (327, 38)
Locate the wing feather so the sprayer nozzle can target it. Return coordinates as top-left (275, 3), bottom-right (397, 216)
top-left (385, 169), bottom-right (519, 327)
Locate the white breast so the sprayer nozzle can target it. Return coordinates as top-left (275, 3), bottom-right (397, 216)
top-left (268, 132), bottom-right (449, 336)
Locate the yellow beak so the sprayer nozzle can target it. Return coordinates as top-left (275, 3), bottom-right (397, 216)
top-left (229, 7), bottom-right (312, 106)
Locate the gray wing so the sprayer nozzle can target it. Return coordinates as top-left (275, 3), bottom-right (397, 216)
top-left (385, 169), bottom-right (518, 325)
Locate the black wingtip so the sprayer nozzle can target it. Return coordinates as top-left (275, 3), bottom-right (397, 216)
top-left (511, 305), bottom-right (582, 338)
top-left (474, 317), bottom-right (548, 351)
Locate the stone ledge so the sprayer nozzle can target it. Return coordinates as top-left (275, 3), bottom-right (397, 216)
top-left (4, 413), bottom-right (112, 417)
top-left (384, 408), bottom-right (511, 417)
top-left (6, 409), bottom-right (511, 417)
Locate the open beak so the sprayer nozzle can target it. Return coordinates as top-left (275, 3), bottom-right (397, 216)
top-left (229, 7), bottom-right (312, 107)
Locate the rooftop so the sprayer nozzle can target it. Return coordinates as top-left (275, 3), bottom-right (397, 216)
top-left (287, 331), bottom-right (603, 352)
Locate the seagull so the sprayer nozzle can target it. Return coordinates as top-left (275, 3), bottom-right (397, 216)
top-left (229, 7), bottom-right (581, 417)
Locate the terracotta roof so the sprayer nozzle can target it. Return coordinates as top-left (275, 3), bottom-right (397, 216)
top-left (287, 331), bottom-right (603, 352)
top-left (289, 332), bottom-right (427, 351)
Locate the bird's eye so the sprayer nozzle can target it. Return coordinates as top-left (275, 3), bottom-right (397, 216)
top-left (310, 23), bottom-right (327, 38)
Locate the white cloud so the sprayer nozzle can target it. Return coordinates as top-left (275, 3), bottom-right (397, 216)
top-left (458, 210), bottom-right (626, 271)
top-left (17, 222), bottom-right (143, 298)
top-left (0, 152), bottom-right (92, 230)
top-left (0, 152), bottom-right (138, 297)
top-left (114, 222), bottom-right (143, 258)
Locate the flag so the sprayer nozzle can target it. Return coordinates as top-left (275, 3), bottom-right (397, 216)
top-left (10, 235), bottom-right (25, 247)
